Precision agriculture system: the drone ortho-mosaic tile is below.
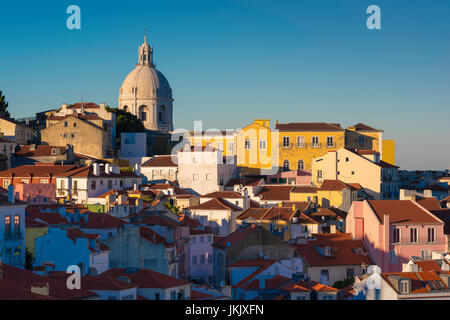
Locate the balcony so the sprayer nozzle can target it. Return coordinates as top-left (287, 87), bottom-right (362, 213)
top-left (326, 143), bottom-right (336, 148)
top-left (297, 143), bottom-right (306, 149)
top-left (4, 231), bottom-right (23, 241)
top-left (311, 143), bottom-right (321, 149)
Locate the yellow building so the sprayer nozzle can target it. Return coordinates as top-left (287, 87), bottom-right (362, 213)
top-left (382, 140), bottom-right (395, 166)
top-left (345, 123), bottom-right (395, 165)
top-left (25, 217), bottom-right (48, 257)
top-left (312, 148), bottom-right (399, 200)
top-left (236, 119), bottom-right (274, 175)
top-left (0, 116), bottom-right (33, 145)
top-left (275, 122), bottom-right (346, 172)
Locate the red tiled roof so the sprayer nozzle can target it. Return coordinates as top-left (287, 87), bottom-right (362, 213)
top-left (201, 191), bottom-right (243, 199)
top-left (26, 207), bottom-right (69, 225)
top-left (350, 123), bottom-right (383, 132)
top-left (25, 216), bottom-right (48, 228)
top-left (139, 226), bottom-right (173, 248)
top-left (67, 103), bottom-right (100, 109)
top-left (66, 228), bottom-right (100, 241)
top-left (101, 268), bottom-right (190, 289)
top-left (276, 122), bottom-right (343, 132)
top-left (188, 198), bottom-right (241, 211)
top-left (225, 177), bottom-right (264, 188)
top-left (280, 281), bottom-right (312, 293)
top-left (15, 145), bottom-right (68, 157)
top-left (237, 208), bottom-right (271, 220)
top-left (291, 186), bottom-right (318, 194)
top-left (416, 260), bottom-right (443, 272)
top-left (0, 164), bottom-right (78, 178)
top-left (367, 200), bottom-right (443, 224)
top-left (417, 198), bottom-right (443, 211)
top-left (77, 212), bottom-right (127, 229)
top-left (262, 207), bottom-right (297, 221)
top-left (319, 180), bottom-right (356, 191)
top-left (142, 155), bottom-right (177, 167)
top-left (213, 225), bottom-right (259, 249)
top-left (179, 214), bottom-right (202, 229)
top-left (255, 185), bottom-right (294, 201)
top-left (142, 214), bottom-right (181, 229)
top-left (382, 271), bottom-right (449, 294)
top-left (0, 264), bottom-right (98, 300)
top-left (294, 239), bottom-right (372, 267)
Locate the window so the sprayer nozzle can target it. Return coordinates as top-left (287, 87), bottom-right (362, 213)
top-left (346, 268), bottom-right (355, 279)
top-left (245, 139), bottom-right (251, 150)
top-left (410, 228), bottom-right (418, 243)
top-left (323, 296), bottom-right (333, 300)
top-left (297, 159), bottom-right (304, 171)
top-left (399, 280), bottom-right (409, 293)
top-left (312, 136), bottom-right (320, 147)
top-left (358, 136), bottom-right (365, 145)
top-left (2, 179), bottom-right (10, 188)
top-left (389, 249), bottom-right (397, 263)
top-left (228, 142), bottom-right (234, 151)
top-left (297, 136), bottom-right (305, 148)
top-left (73, 181), bottom-right (78, 190)
top-left (193, 174), bottom-right (199, 181)
top-left (218, 142), bottom-right (224, 151)
top-left (170, 291), bottom-right (176, 300)
top-left (108, 180), bottom-right (112, 189)
top-left (192, 256), bottom-right (197, 265)
top-left (159, 112), bottom-right (163, 123)
top-left (392, 228), bottom-right (400, 243)
top-left (200, 255), bottom-right (205, 264)
top-left (421, 249), bottom-right (431, 260)
top-left (427, 228), bottom-right (436, 243)
top-left (283, 160), bottom-right (290, 172)
top-left (120, 180), bottom-right (124, 188)
top-left (326, 136), bottom-right (334, 148)
top-left (60, 180), bottom-right (65, 189)
top-left (317, 170), bottom-right (323, 182)
top-left (259, 140), bottom-right (266, 150)
top-left (155, 293), bottom-right (160, 300)
top-left (5, 215), bottom-right (11, 234)
top-left (320, 269), bottom-right (329, 283)
top-left (64, 121), bottom-right (68, 127)
top-left (91, 180), bottom-right (96, 190)
top-left (283, 137), bottom-right (290, 148)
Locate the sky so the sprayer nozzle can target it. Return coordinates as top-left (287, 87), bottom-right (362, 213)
top-left (0, 0), bottom-right (449, 170)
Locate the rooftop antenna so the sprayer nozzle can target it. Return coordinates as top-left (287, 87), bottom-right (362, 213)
top-left (80, 92), bottom-right (85, 114)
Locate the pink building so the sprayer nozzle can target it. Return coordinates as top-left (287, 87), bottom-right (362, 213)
top-left (266, 170), bottom-right (312, 185)
top-left (14, 183), bottom-right (56, 205)
top-left (346, 200), bottom-right (446, 272)
top-left (188, 229), bottom-right (214, 283)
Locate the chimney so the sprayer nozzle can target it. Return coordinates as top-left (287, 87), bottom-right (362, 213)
top-left (259, 278), bottom-right (265, 289)
top-left (8, 184), bottom-right (15, 204)
top-left (118, 195), bottom-right (127, 205)
top-left (134, 183), bottom-right (138, 191)
top-left (330, 225), bottom-right (336, 234)
top-left (93, 163), bottom-right (100, 176)
top-left (135, 163), bottom-right (141, 176)
top-left (61, 103), bottom-right (67, 110)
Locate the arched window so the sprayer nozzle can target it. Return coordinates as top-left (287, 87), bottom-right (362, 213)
top-left (139, 105), bottom-right (148, 121)
top-left (283, 160), bottom-right (290, 172)
top-left (123, 105), bottom-right (128, 112)
top-left (159, 105), bottom-right (166, 123)
top-left (297, 159), bottom-right (305, 171)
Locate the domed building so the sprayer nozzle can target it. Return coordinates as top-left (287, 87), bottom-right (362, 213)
top-left (118, 36), bottom-right (173, 132)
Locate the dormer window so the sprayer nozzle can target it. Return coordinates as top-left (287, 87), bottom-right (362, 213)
top-left (399, 280), bottom-right (410, 293)
top-left (324, 246), bottom-right (331, 256)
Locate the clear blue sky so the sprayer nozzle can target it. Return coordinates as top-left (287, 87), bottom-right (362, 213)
top-left (1, 0), bottom-right (449, 170)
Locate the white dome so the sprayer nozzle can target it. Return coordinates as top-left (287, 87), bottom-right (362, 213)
top-left (120, 65), bottom-right (172, 100)
top-left (118, 36), bottom-right (174, 132)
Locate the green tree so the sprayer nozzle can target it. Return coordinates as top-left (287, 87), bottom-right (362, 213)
top-left (106, 106), bottom-right (145, 148)
top-left (333, 277), bottom-right (355, 289)
top-left (25, 248), bottom-right (35, 270)
top-left (0, 90), bottom-right (11, 118)
top-left (164, 202), bottom-right (182, 216)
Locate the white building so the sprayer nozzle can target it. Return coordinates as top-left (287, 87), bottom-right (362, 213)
top-left (177, 146), bottom-right (237, 196)
top-left (55, 163), bottom-right (142, 204)
top-left (141, 155), bottom-right (178, 182)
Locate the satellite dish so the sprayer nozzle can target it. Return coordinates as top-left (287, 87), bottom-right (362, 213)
top-left (219, 281), bottom-right (226, 288)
